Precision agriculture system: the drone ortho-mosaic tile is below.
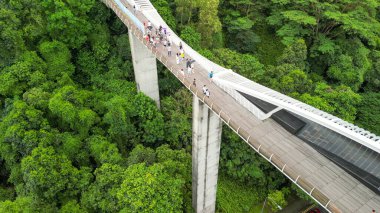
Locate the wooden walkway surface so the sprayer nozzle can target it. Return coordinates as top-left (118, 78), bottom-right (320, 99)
top-left (104, 1), bottom-right (380, 212)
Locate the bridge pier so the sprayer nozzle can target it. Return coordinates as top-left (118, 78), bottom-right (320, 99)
top-left (192, 95), bottom-right (222, 213)
top-left (128, 30), bottom-right (160, 107)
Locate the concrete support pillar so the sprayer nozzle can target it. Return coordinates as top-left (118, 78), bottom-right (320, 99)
top-left (192, 95), bottom-right (222, 213)
top-left (128, 30), bottom-right (160, 107)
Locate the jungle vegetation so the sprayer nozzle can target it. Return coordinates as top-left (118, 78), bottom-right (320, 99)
top-left (0, 0), bottom-right (379, 212)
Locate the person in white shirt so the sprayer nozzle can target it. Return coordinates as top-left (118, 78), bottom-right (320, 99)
top-left (176, 53), bottom-right (180, 64)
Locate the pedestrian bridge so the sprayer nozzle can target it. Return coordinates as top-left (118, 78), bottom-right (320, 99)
top-left (101, 0), bottom-right (380, 212)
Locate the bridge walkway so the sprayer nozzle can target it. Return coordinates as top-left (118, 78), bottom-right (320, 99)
top-left (103, 0), bottom-right (380, 212)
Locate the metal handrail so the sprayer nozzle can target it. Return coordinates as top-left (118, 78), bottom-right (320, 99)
top-left (213, 70), bottom-right (380, 153)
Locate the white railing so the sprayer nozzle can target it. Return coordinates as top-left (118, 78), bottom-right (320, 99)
top-left (213, 70), bottom-right (380, 153)
top-left (114, 0), bottom-right (380, 154)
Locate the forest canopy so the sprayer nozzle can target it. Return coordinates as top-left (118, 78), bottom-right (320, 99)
top-left (0, 0), bottom-right (379, 212)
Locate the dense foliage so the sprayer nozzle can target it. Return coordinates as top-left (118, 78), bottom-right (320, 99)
top-left (0, 0), bottom-right (379, 212)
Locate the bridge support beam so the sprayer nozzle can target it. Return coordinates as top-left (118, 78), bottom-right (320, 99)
top-left (192, 95), bottom-right (222, 213)
top-left (128, 30), bottom-right (160, 107)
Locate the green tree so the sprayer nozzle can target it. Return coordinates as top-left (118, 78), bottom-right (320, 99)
top-left (220, 128), bottom-right (266, 187)
top-left (355, 92), bottom-right (380, 135)
top-left (23, 88), bottom-right (51, 111)
top-left (0, 8), bottom-right (25, 67)
top-left (267, 190), bottom-right (288, 212)
top-left (60, 200), bottom-right (87, 213)
top-left (220, 4), bottom-right (259, 53)
top-left (314, 83), bottom-right (362, 122)
top-left (103, 95), bottom-right (137, 151)
top-left (87, 135), bottom-right (123, 166)
top-left (0, 51), bottom-right (47, 97)
top-left (299, 93), bottom-right (335, 114)
top-left (161, 88), bottom-right (192, 150)
top-left (180, 26), bottom-right (202, 51)
top-left (267, 0), bottom-right (380, 47)
top-left (7, 0), bottom-right (46, 46)
top-left (277, 39), bottom-right (307, 71)
top-left (81, 163), bottom-right (125, 212)
top-left (212, 48), bottom-right (265, 82)
top-left (150, 0), bottom-right (176, 30)
top-left (0, 100), bottom-right (51, 170)
top-left (198, 0), bottom-right (222, 47)
top-left (0, 197), bottom-right (36, 213)
top-left (133, 93), bottom-right (165, 145)
top-left (174, 0), bottom-right (201, 26)
top-left (325, 39), bottom-right (371, 91)
top-left (38, 40), bottom-right (75, 80)
top-left (49, 86), bottom-right (99, 135)
top-left (41, 0), bottom-right (95, 48)
top-left (365, 50), bottom-right (380, 92)
top-left (277, 69), bottom-right (313, 95)
top-left (89, 24), bottom-right (110, 61)
top-left (0, 186), bottom-right (15, 202)
top-left (116, 163), bottom-right (184, 212)
top-left (57, 133), bottom-right (89, 166)
top-left (21, 146), bottom-right (92, 203)
top-left (155, 145), bottom-right (191, 182)
top-left (127, 144), bottom-right (156, 166)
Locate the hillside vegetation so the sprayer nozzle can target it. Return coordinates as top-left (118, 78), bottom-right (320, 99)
top-left (0, 0), bottom-right (379, 212)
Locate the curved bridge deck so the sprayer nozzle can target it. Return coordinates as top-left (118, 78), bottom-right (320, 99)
top-left (102, 0), bottom-right (380, 212)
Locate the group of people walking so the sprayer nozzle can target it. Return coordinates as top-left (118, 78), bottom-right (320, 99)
top-left (144, 21), bottom-right (172, 56)
top-left (143, 20), bottom-right (214, 97)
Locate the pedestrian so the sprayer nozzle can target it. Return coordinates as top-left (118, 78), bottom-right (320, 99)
top-left (180, 68), bottom-right (185, 76)
top-left (193, 78), bottom-right (196, 87)
top-left (180, 49), bottom-right (185, 59)
top-left (186, 58), bottom-right (190, 68)
top-left (205, 89), bottom-right (210, 97)
top-left (147, 20), bottom-right (152, 30)
top-left (155, 36), bottom-right (160, 46)
top-left (167, 33), bottom-right (172, 45)
top-left (187, 66), bottom-right (192, 76)
top-left (163, 39), bottom-right (167, 47)
top-left (176, 53), bottom-right (180, 64)
top-left (202, 85), bottom-right (207, 95)
top-left (167, 41), bottom-right (171, 47)
top-left (133, 5), bottom-right (136, 14)
top-left (179, 41), bottom-right (183, 50)
top-left (159, 25), bottom-right (162, 32)
top-left (179, 53), bottom-right (184, 63)
top-left (209, 71), bottom-right (214, 82)
top-left (167, 46), bottom-right (172, 56)
top-left (150, 36), bottom-right (154, 46)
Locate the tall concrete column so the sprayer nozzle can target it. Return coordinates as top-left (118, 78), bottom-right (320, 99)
top-left (128, 30), bottom-right (160, 107)
top-left (192, 95), bottom-right (223, 213)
